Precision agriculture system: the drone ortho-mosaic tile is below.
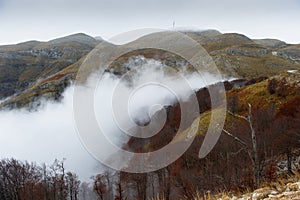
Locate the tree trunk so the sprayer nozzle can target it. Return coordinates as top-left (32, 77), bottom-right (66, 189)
top-left (165, 168), bottom-right (171, 200)
top-left (248, 104), bottom-right (260, 189)
top-left (287, 149), bottom-right (294, 174)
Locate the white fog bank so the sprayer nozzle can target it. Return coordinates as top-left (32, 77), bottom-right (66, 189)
top-left (0, 57), bottom-right (225, 181)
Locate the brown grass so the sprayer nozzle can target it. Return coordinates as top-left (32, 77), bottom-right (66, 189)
top-left (150, 172), bottom-right (300, 200)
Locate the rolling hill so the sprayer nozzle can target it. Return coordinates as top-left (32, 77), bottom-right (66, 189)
top-left (0, 30), bottom-right (299, 109)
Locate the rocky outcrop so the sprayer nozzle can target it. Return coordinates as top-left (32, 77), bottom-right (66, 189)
top-left (278, 45), bottom-right (300, 64)
top-left (224, 48), bottom-right (270, 56)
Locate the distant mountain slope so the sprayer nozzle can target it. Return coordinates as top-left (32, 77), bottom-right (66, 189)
top-left (0, 33), bottom-right (100, 100)
top-left (48, 33), bottom-right (98, 44)
top-left (253, 38), bottom-right (287, 48)
top-left (0, 30), bottom-right (299, 109)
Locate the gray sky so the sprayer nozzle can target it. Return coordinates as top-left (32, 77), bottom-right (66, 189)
top-left (0, 0), bottom-right (300, 45)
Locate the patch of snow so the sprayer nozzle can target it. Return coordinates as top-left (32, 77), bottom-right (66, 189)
top-left (287, 69), bottom-right (298, 73)
top-left (270, 190), bottom-right (278, 195)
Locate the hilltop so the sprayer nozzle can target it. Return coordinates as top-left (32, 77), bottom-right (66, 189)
top-left (0, 30), bottom-right (299, 109)
top-left (0, 33), bottom-right (100, 101)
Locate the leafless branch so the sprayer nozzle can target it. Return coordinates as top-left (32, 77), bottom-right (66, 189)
top-left (228, 110), bottom-right (248, 122)
top-left (230, 147), bottom-right (248, 156)
top-left (222, 129), bottom-right (248, 147)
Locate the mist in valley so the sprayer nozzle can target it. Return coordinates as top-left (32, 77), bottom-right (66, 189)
top-left (0, 57), bottom-right (223, 181)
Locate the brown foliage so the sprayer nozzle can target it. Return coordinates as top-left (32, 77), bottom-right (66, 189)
top-left (0, 158), bottom-right (80, 200)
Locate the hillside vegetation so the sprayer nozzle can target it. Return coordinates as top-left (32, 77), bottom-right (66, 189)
top-left (0, 31), bottom-right (299, 199)
top-left (112, 71), bottom-right (300, 199)
top-left (1, 30), bottom-right (300, 109)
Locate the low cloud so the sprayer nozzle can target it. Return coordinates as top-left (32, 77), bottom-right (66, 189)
top-left (0, 56), bottom-right (223, 180)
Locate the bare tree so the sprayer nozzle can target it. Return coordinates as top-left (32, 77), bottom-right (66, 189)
top-left (66, 172), bottom-right (80, 200)
top-left (79, 182), bottom-right (97, 200)
top-left (114, 172), bottom-right (127, 200)
top-left (93, 174), bottom-right (108, 200)
top-left (0, 158), bottom-right (84, 200)
top-left (223, 103), bottom-right (260, 188)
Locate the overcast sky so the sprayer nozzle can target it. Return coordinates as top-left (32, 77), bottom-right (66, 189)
top-left (0, 0), bottom-right (299, 45)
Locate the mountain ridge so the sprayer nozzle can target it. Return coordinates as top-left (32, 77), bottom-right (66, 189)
top-left (0, 30), bottom-right (299, 109)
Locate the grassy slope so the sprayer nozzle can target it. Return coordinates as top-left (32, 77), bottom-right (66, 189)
top-left (0, 34), bottom-right (99, 100)
top-left (174, 71), bottom-right (300, 141)
top-left (1, 31), bottom-right (300, 109)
